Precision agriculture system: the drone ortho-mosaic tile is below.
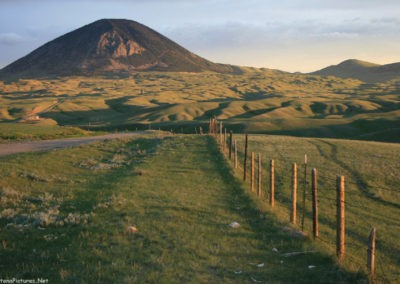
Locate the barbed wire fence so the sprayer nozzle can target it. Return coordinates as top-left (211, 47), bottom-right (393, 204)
top-left (207, 118), bottom-right (400, 283)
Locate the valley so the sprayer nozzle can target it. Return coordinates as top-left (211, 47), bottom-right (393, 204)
top-left (0, 17), bottom-right (399, 283)
top-left (1, 69), bottom-right (399, 142)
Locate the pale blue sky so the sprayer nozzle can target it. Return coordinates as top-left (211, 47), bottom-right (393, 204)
top-left (0, 0), bottom-right (399, 72)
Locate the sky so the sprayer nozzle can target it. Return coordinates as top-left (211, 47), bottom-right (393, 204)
top-left (0, 0), bottom-right (399, 72)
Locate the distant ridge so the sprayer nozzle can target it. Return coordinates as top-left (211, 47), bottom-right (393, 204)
top-left (0, 19), bottom-right (241, 79)
top-left (311, 59), bottom-right (400, 83)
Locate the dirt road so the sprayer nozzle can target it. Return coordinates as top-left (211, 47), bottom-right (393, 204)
top-left (0, 132), bottom-right (142, 157)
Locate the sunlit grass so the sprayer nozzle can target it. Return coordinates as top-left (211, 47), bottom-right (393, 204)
top-left (1, 71), bottom-right (399, 142)
top-left (0, 134), bottom-right (364, 282)
top-left (231, 134), bottom-right (400, 281)
top-left (0, 123), bottom-right (92, 141)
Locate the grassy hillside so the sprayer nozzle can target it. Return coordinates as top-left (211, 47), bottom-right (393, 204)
top-left (312, 59), bottom-right (400, 83)
top-left (1, 70), bottom-right (399, 142)
top-left (0, 123), bottom-right (93, 141)
top-left (0, 133), bottom-right (367, 283)
top-left (230, 133), bottom-right (400, 282)
top-left (1, 133), bottom-right (399, 282)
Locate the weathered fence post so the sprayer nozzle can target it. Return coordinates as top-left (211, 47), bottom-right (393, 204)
top-left (243, 134), bottom-right (248, 181)
top-left (223, 128), bottom-right (227, 152)
top-left (311, 168), bottom-right (318, 239)
top-left (258, 153), bottom-right (262, 198)
top-left (270, 159), bottom-right (275, 207)
top-left (291, 163), bottom-right (297, 224)
top-left (234, 140), bottom-right (238, 170)
top-left (301, 154), bottom-right (308, 231)
top-left (251, 152), bottom-right (255, 192)
top-left (336, 176), bottom-right (345, 261)
top-left (367, 227), bottom-right (377, 277)
top-left (229, 131), bottom-right (233, 160)
top-left (219, 121), bottom-right (223, 145)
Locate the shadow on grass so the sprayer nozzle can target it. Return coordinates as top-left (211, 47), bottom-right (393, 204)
top-left (205, 135), bottom-right (366, 283)
top-left (0, 137), bottom-right (163, 282)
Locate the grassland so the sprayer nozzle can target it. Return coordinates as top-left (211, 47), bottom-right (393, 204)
top-left (231, 133), bottom-right (400, 282)
top-left (0, 123), bottom-right (93, 142)
top-left (0, 133), bottom-right (370, 283)
top-left (1, 132), bottom-right (399, 282)
top-left (0, 68), bottom-right (399, 281)
top-left (1, 69), bottom-right (399, 142)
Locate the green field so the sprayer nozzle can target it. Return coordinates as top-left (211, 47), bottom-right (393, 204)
top-left (0, 69), bottom-right (399, 282)
top-left (0, 123), bottom-right (94, 142)
top-left (1, 133), bottom-right (399, 282)
top-left (230, 133), bottom-right (400, 282)
top-left (1, 70), bottom-right (399, 142)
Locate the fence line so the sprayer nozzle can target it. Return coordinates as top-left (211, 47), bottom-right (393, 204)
top-left (209, 128), bottom-right (398, 282)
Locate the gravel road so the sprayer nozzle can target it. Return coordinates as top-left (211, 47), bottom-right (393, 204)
top-left (0, 132), bottom-right (142, 157)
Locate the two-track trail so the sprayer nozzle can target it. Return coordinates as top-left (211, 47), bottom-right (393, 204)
top-left (114, 135), bottom-right (360, 283)
top-left (0, 134), bottom-right (362, 283)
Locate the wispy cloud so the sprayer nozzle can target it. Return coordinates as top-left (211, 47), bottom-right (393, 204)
top-left (0, 32), bottom-right (25, 45)
top-left (165, 14), bottom-right (399, 49)
top-left (1, 0), bottom-right (399, 71)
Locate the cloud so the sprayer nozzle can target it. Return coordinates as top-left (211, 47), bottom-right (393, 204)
top-left (165, 13), bottom-right (400, 49)
top-left (0, 32), bottom-right (24, 45)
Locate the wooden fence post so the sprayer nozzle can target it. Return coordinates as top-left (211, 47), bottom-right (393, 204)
top-left (258, 153), bottom-right (262, 198)
top-left (223, 128), bottom-right (227, 152)
top-left (367, 227), bottom-right (376, 277)
top-left (270, 159), bottom-right (275, 207)
top-left (229, 131), bottom-right (233, 160)
top-left (312, 168), bottom-right (318, 239)
top-left (219, 121), bottom-right (223, 145)
top-left (301, 154), bottom-right (308, 231)
top-left (291, 163), bottom-right (297, 224)
top-left (234, 140), bottom-right (238, 170)
top-left (251, 152), bottom-right (255, 192)
top-left (336, 176), bottom-right (345, 261)
top-left (243, 134), bottom-right (248, 181)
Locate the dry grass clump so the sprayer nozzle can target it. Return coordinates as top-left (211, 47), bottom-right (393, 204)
top-left (77, 143), bottom-right (148, 170)
top-left (94, 193), bottom-right (127, 210)
top-left (1, 185), bottom-right (91, 229)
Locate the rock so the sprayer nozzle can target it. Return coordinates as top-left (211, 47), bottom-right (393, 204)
top-left (282, 226), bottom-right (307, 238)
top-left (229, 222), bottom-right (240, 228)
top-left (127, 226), bottom-right (138, 234)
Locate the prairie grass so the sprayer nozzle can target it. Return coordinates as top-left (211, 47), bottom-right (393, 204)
top-left (1, 71), bottom-right (399, 142)
top-left (0, 134), bottom-right (364, 282)
top-left (231, 134), bottom-right (400, 282)
top-left (0, 123), bottom-right (92, 142)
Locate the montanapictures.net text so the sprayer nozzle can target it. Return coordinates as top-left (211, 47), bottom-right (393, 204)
top-left (0, 279), bottom-right (48, 284)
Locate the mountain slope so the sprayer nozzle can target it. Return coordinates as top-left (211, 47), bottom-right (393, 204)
top-left (311, 59), bottom-right (400, 82)
top-left (0, 19), bottom-right (240, 79)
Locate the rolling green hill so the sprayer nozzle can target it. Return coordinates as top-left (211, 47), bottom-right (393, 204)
top-left (311, 59), bottom-right (400, 83)
top-left (0, 133), bottom-right (398, 282)
top-left (1, 70), bottom-right (399, 143)
top-left (0, 19), bottom-right (398, 143)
